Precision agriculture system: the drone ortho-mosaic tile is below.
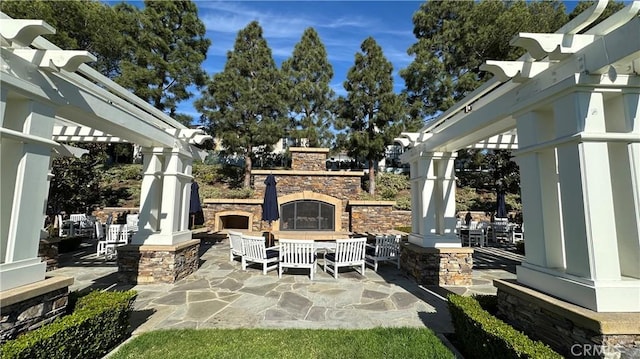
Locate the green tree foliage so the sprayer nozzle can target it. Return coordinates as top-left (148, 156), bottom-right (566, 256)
top-left (400, 0), bottom-right (568, 119)
top-left (338, 37), bottom-right (404, 195)
top-left (114, 0), bottom-right (210, 125)
top-left (281, 28), bottom-right (336, 148)
top-left (1, 0), bottom-right (126, 77)
top-left (47, 144), bottom-right (107, 215)
top-left (196, 21), bottom-right (288, 188)
top-left (569, 1), bottom-right (626, 31)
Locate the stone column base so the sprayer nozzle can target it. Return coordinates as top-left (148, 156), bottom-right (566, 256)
top-left (495, 279), bottom-right (640, 358)
top-left (0, 276), bottom-right (74, 344)
top-left (401, 243), bottom-right (473, 286)
top-left (117, 239), bottom-right (200, 284)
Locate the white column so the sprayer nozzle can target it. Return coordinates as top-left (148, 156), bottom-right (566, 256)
top-left (132, 147), bottom-right (193, 245)
top-left (516, 91), bottom-right (640, 312)
top-left (608, 93), bottom-right (640, 280)
top-left (514, 111), bottom-right (565, 269)
top-left (0, 98), bottom-right (54, 291)
top-left (132, 147), bottom-right (163, 243)
top-left (555, 92), bottom-right (620, 280)
top-left (408, 152), bottom-right (459, 247)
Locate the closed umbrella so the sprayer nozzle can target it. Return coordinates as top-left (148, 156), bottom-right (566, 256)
top-left (496, 190), bottom-right (507, 219)
top-left (262, 174), bottom-right (279, 246)
top-left (189, 180), bottom-right (204, 229)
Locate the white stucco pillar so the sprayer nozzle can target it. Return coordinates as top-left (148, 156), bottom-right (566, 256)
top-left (407, 151), bottom-right (459, 247)
top-left (514, 111), bottom-right (565, 269)
top-left (132, 147), bottom-right (193, 246)
top-left (0, 97), bottom-right (55, 291)
top-left (516, 91), bottom-right (640, 312)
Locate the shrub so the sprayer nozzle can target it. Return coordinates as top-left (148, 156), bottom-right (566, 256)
top-left (377, 172), bottom-right (410, 200)
top-left (394, 196), bottom-right (411, 210)
top-left (1, 290), bottom-right (137, 359)
top-left (225, 187), bottom-right (254, 199)
top-left (447, 294), bottom-right (561, 359)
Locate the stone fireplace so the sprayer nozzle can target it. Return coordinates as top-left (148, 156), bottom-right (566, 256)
top-left (203, 147), bottom-right (410, 235)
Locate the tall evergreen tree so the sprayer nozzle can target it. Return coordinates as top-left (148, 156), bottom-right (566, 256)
top-left (281, 28), bottom-right (336, 148)
top-left (400, 0), bottom-right (568, 119)
top-left (338, 37), bottom-right (404, 195)
top-left (114, 1), bottom-right (210, 125)
top-left (195, 21), bottom-right (288, 188)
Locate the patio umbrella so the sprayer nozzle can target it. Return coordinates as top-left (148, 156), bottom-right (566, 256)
top-left (496, 190), bottom-right (507, 219)
top-left (189, 180), bottom-right (204, 229)
top-left (262, 174), bottom-right (279, 246)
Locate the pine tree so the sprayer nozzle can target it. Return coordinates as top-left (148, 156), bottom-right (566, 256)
top-left (196, 21), bottom-right (288, 188)
top-left (281, 28), bottom-right (336, 148)
top-left (338, 37), bottom-right (404, 195)
top-left (115, 1), bottom-right (210, 125)
top-left (400, 0), bottom-right (569, 119)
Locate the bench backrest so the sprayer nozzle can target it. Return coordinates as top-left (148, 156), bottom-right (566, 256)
top-left (334, 237), bottom-right (366, 263)
top-left (242, 234), bottom-right (267, 260)
top-left (373, 234), bottom-right (400, 258)
top-left (279, 239), bottom-right (315, 265)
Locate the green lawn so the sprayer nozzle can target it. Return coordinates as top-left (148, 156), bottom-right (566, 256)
top-left (110, 327), bottom-right (455, 359)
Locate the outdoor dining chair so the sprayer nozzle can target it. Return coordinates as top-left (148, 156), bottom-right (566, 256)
top-left (241, 234), bottom-right (279, 275)
top-left (365, 234), bottom-right (400, 271)
top-left (97, 224), bottom-right (129, 259)
top-left (278, 239), bottom-right (317, 280)
top-left (228, 230), bottom-right (244, 263)
top-left (324, 237), bottom-right (366, 279)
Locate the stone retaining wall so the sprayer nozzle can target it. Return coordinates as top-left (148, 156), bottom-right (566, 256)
top-left (401, 243), bottom-right (473, 286)
top-left (117, 240), bottom-right (200, 284)
top-left (0, 276), bottom-right (73, 344)
top-left (495, 279), bottom-right (640, 358)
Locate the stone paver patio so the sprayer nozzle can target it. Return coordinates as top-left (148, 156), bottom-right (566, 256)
top-left (49, 237), bottom-right (520, 337)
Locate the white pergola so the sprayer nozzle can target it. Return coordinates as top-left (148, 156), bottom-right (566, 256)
top-left (399, 1), bottom-right (640, 312)
top-left (0, 13), bottom-right (210, 291)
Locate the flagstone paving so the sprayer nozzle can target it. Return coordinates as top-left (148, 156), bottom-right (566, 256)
top-left (49, 239), bottom-right (520, 337)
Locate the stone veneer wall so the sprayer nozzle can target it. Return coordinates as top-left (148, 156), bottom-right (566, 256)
top-left (252, 173), bottom-right (361, 200)
top-left (495, 279), bottom-right (640, 359)
top-left (117, 239), bottom-right (200, 284)
top-left (401, 243), bottom-right (473, 286)
top-left (290, 147), bottom-right (329, 171)
top-left (0, 276), bottom-right (73, 343)
top-left (349, 201), bottom-right (410, 233)
top-left (39, 240), bottom-right (58, 271)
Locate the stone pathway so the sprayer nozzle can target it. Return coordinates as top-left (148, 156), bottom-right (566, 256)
top-left (49, 239), bottom-right (518, 337)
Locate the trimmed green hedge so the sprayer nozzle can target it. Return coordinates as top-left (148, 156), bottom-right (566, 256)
top-left (447, 294), bottom-right (562, 359)
top-left (1, 290), bottom-right (137, 359)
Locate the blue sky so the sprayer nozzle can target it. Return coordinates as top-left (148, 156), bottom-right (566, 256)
top-left (177, 0), bottom-right (423, 120)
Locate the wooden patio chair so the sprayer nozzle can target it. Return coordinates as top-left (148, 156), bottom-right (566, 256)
top-left (324, 237), bottom-right (366, 278)
top-left (228, 230), bottom-right (244, 263)
top-left (365, 234), bottom-right (400, 271)
top-left (56, 214), bottom-right (74, 238)
top-left (278, 239), bottom-right (317, 280)
top-left (98, 224), bottom-right (129, 259)
top-left (241, 234), bottom-right (279, 275)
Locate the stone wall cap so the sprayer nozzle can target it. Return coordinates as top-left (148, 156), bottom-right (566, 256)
top-left (402, 242), bottom-right (474, 254)
top-left (203, 198), bottom-right (263, 204)
top-left (118, 239), bottom-right (200, 252)
top-left (289, 147), bottom-right (330, 153)
top-left (494, 279), bottom-right (640, 334)
top-left (252, 170), bottom-right (364, 177)
top-left (349, 200), bottom-right (395, 206)
top-left (1, 276), bottom-right (74, 308)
